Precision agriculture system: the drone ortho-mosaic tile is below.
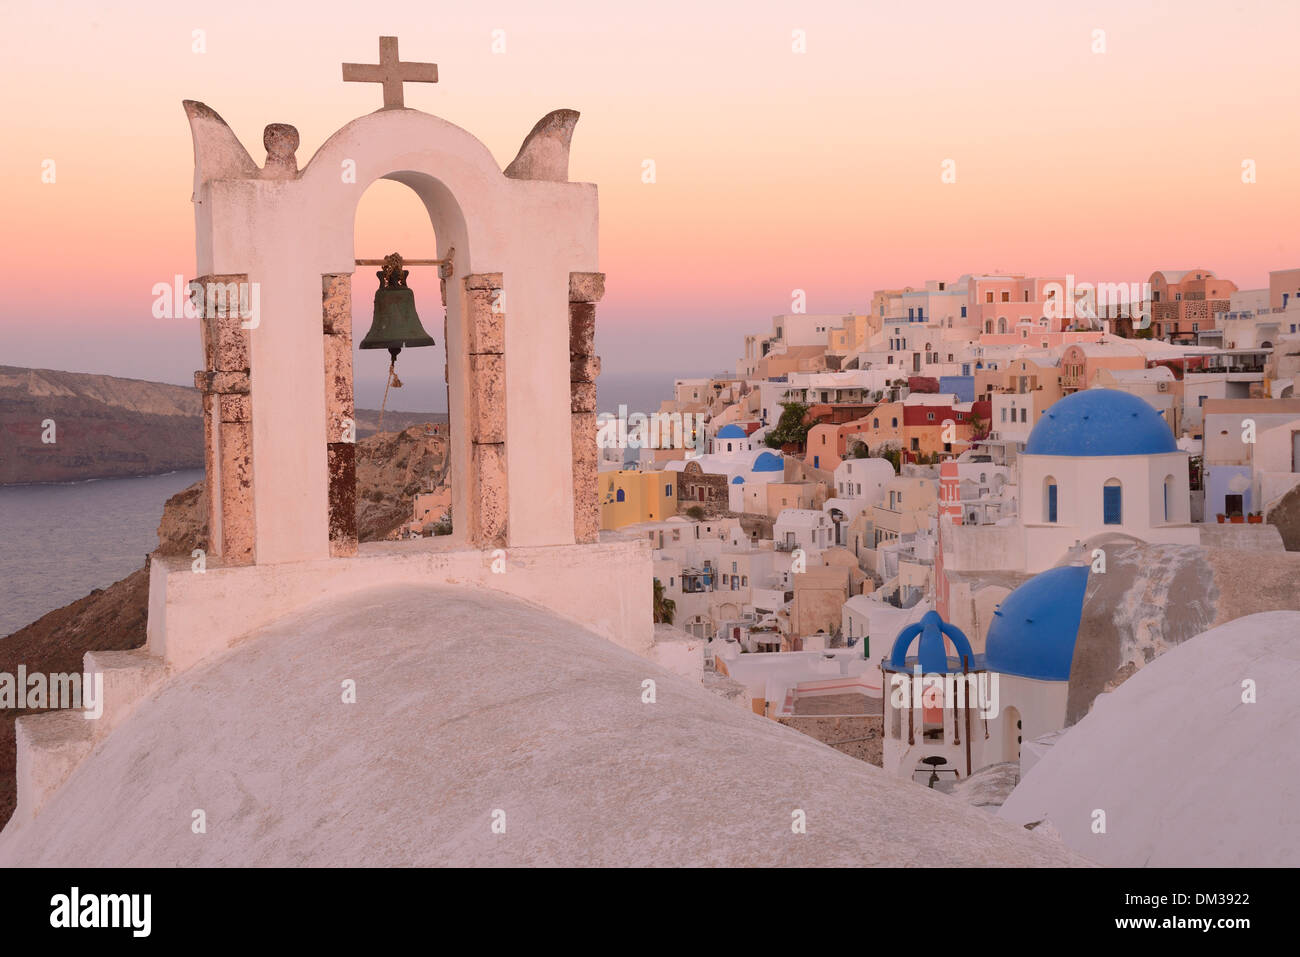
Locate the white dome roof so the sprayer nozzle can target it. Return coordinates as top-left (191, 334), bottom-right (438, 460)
top-left (0, 585), bottom-right (1084, 866)
top-left (1000, 611), bottom-right (1300, 866)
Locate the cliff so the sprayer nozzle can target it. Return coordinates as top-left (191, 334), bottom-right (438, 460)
top-left (0, 365), bottom-right (446, 484)
top-left (0, 366), bottom-right (202, 484)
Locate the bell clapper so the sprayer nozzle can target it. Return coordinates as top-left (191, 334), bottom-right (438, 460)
top-left (378, 346), bottom-right (403, 432)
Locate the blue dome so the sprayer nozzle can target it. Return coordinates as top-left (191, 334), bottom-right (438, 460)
top-left (985, 566), bottom-right (1089, 681)
top-left (886, 611), bottom-right (976, 674)
top-left (731, 475), bottom-right (745, 484)
top-left (1024, 389), bottom-right (1176, 456)
top-left (715, 424), bottom-right (747, 439)
top-left (753, 451), bottom-right (784, 472)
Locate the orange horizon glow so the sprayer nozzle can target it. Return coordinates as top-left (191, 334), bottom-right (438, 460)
top-left (2, 0), bottom-right (1298, 390)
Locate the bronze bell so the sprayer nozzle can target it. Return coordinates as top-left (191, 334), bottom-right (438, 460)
top-left (359, 252), bottom-right (436, 359)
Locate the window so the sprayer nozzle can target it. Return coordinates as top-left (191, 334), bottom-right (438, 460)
top-left (1020, 408), bottom-right (1027, 423)
top-left (1002, 292), bottom-right (1010, 302)
top-left (616, 489), bottom-right (625, 502)
top-left (1001, 408), bottom-right (1008, 422)
top-left (1045, 477), bottom-right (1058, 523)
top-left (873, 418), bottom-right (879, 428)
top-left (911, 438), bottom-right (920, 451)
top-left (1164, 474), bottom-right (1175, 521)
top-left (961, 305), bottom-right (967, 318)
top-left (891, 417), bottom-right (898, 428)
top-left (1103, 479), bottom-right (1122, 525)
top-left (666, 484), bottom-right (673, 496)
top-left (927, 412), bottom-right (935, 421)
top-left (986, 292), bottom-right (994, 303)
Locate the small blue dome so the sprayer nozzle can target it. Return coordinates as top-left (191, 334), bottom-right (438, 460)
top-left (1025, 389), bottom-right (1176, 456)
top-left (753, 451), bottom-right (784, 472)
top-left (715, 424), bottom-right (746, 439)
top-left (985, 566), bottom-right (1089, 681)
top-left (887, 611), bottom-right (976, 674)
top-left (731, 475), bottom-right (745, 484)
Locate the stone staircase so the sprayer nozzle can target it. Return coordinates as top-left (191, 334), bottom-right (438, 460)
top-left (8, 649), bottom-right (170, 829)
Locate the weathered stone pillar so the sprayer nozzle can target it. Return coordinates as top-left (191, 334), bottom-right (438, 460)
top-left (464, 273), bottom-right (507, 547)
top-left (191, 274), bottom-right (255, 565)
top-left (569, 272), bottom-right (605, 544)
top-left (323, 274), bottom-right (358, 557)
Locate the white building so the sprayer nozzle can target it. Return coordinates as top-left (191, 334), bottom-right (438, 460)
top-left (1018, 388), bottom-right (1198, 571)
top-left (774, 509), bottom-right (834, 555)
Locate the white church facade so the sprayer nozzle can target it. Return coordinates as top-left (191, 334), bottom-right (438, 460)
top-left (1019, 388), bottom-right (1197, 571)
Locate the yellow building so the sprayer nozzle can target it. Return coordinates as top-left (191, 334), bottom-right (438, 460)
top-left (601, 470), bottom-right (677, 530)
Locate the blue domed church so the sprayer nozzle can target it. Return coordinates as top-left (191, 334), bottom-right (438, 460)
top-left (1019, 388), bottom-right (1196, 571)
top-left (882, 566), bottom-right (1093, 783)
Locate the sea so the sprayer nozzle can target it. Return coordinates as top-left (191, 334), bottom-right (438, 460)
top-left (0, 470), bottom-right (204, 637)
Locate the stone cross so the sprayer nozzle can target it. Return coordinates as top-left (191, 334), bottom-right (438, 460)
top-left (342, 37), bottom-right (438, 109)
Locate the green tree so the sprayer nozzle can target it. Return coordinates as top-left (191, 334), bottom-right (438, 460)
top-left (653, 578), bottom-right (676, 625)
top-left (764, 401), bottom-right (812, 450)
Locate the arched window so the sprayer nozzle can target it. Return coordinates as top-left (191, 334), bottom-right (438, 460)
top-left (1163, 473), bottom-right (1176, 522)
top-left (1103, 478), bottom-right (1122, 525)
top-left (1044, 476), bottom-right (1058, 523)
top-left (997, 317), bottom-right (1007, 334)
top-left (616, 489), bottom-right (625, 502)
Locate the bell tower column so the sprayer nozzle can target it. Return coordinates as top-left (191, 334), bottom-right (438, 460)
top-left (322, 273), bottom-right (358, 556)
top-left (569, 272), bottom-right (605, 544)
top-left (192, 274), bottom-right (256, 566)
top-left (464, 272), bottom-right (507, 548)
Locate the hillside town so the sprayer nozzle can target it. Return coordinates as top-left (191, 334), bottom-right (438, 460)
top-left (596, 267), bottom-right (1300, 814)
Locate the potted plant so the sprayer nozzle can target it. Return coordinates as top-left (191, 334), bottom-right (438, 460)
top-left (1229, 512), bottom-right (1245, 524)
top-left (1248, 511), bottom-right (1264, 524)
top-left (1216, 513), bottom-right (1226, 523)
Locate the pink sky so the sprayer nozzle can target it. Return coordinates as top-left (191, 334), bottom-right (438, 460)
top-left (2, 0), bottom-right (1298, 408)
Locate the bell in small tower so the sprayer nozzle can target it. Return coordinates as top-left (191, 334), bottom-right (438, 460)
top-left (359, 252), bottom-right (436, 360)
top-left (360, 252), bottom-right (437, 429)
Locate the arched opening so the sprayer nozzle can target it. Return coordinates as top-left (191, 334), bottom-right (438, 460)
top-left (1103, 477), bottom-right (1122, 525)
top-left (352, 178), bottom-right (457, 543)
top-left (1163, 473), bottom-right (1176, 522)
top-left (997, 317), bottom-right (1007, 334)
top-left (615, 488), bottom-right (625, 503)
top-left (1043, 476), bottom-right (1058, 523)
